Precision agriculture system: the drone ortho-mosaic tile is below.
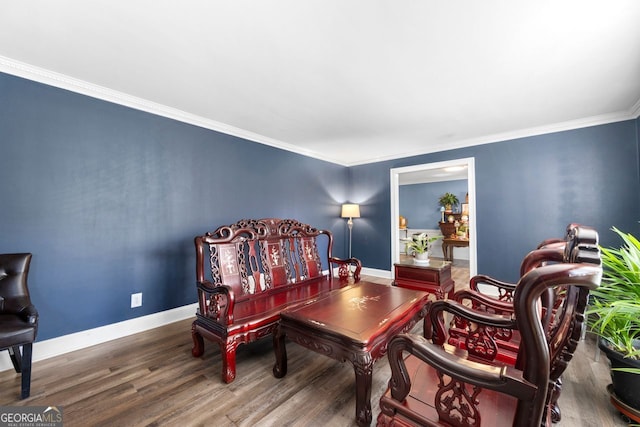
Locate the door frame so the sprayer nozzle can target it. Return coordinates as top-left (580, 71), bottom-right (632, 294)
top-left (390, 157), bottom-right (477, 277)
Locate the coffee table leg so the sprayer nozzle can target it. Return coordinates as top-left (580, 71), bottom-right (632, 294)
top-left (272, 324), bottom-right (288, 378)
top-left (352, 352), bottom-right (374, 426)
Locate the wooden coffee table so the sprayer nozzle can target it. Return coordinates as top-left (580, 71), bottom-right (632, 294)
top-left (272, 281), bottom-right (431, 426)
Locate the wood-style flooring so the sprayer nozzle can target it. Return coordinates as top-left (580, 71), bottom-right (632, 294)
top-left (0, 262), bottom-right (629, 426)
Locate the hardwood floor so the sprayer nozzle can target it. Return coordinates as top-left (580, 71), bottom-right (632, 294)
top-left (0, 266), bottom-right (629, 426)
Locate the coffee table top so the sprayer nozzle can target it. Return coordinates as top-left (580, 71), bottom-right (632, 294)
top-left (280, 281), bottom-right (430, 350)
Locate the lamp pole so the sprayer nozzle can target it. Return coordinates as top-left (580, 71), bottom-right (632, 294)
top-left (341, 203), bottom-right (361, 259)
top-left (347, 217), bottom-right (354, 258)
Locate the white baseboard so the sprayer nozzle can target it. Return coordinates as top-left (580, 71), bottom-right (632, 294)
top-left (1, 269), bottom-right (395, 373)
top-left (361, 267), bottom-right (392, 279)
top-left (0, 303), bottom-right (198, 373)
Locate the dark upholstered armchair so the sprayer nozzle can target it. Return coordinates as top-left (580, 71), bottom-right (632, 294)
top-left (0, 253), bottom-right (38, 398)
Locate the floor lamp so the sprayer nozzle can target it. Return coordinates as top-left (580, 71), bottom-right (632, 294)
top-left (341, 203), bottom-right (360, 259)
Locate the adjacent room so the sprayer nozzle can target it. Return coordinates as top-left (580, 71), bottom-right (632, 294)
top-left (1, 2), bottom-right (639, 426)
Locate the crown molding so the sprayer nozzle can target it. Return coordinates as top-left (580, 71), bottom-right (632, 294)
top-left (0, 56), bottom-right (347, 166)
top-left (630, 97), bottom-right (640, 119)
top-left (1, 55), bottom-right (637, 168)
top-left (346, 108), bottom-right (640, 166)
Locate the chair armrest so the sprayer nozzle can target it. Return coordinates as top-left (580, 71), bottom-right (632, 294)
top-left (536, 238), bottom-right (564, 249)
top-left (426, 299), bottom-right (516, 344)
top-left (469, 274), bottom-right (517, 301)
top-left (196, 280), bottom-right (236, 324)
top-left (4, 296), bottom-right (38, 325)
top-left (453, 289), bottom-right (515, 314)
top-left (19, 304), bottom-right (39, 325)
top-left (329, 256), bottom-right (362, 282)
top-left (519, 248), bottom-right (565, 276)
top-left (386, 334), bottom-right (537, 402)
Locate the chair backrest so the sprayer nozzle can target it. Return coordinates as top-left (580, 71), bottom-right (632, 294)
top-left (0, 253), bottom-right (33, 313)
top-left (195, 219), bottom-right (331, 301)
top-left (521, 225), bottom-right (597, 276)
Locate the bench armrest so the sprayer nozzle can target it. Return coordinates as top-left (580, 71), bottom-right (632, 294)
top-left (329, 256), bottom-right (362, 282)
top-left (196, 280), bottom-right (236, 324)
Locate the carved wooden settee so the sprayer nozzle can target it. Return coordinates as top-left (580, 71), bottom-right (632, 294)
top-left (191, 218), bottom-right (361, 383)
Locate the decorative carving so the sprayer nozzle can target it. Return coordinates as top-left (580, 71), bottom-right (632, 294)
top-left (205, 293), bottom-right (224, 321)
top-left (465, 324), bottom-right (498, 361)
top-left (267, 248), bottom-right (279, 270)
top-left (352, 352), bottom-right (374, 377)
top-left (435, 373), bottom-right (482, 427)
top-left (349, 295), bottom-right (381, 311)
top-left (291, 334), bottom-right (334, 358)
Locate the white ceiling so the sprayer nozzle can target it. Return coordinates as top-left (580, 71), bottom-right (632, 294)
top-left (1, 1), bottom-right (639, 166)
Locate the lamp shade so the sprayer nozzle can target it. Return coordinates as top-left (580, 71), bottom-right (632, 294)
top-left (341, 204), bottom-right (361, 218)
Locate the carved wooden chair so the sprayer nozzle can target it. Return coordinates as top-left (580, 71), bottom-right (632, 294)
top-left (448, 236), bottom-right (600, 422)
top-left (465, 224), bottom-right (597, 305)
top-left (448, 225), bottom-right (599, 365)
top-left (0, 253), bottom-right (38, 399)
top-left (377, 262), bottom-right (602, 427)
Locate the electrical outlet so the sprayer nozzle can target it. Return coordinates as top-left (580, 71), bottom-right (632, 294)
top-left (131, 292), bottom-right (142, 308)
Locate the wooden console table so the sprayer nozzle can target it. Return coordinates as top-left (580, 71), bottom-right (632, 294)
top-left (442, 238), bottom-right (469, 263)
top-left (272, 281), bottom-right (431, 426)
top-left (393, 260), bottom-right (454, 299)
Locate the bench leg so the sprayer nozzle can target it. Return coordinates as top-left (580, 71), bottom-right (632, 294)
top-left (272, 324), bottom-right (287, 378)
top-left (191, 322), bottom-right (205, 357)
top-left (221, 341), bottom-right (238, 383)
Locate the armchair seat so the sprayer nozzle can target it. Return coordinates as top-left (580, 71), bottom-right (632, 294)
top-left (380, 349), bottom-right (518, 427)
top-left (0, 315), bottom-right (37, 345)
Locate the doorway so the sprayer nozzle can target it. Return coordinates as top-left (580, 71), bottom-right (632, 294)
top-left (390, 158), bottom-right (477, 277)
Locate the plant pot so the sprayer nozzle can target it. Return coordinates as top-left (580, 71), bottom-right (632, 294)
top-left (414, 252), bottom-right (429, 264)
top-left (598, 338), bottom-right (640, 411)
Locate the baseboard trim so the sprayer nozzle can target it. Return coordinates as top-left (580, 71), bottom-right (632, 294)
top-left (361, 267), bottom-right (392, 279)
top-left (0, 303), bottom-right (198, 373)
top-left (1, 270), bottom-right (394, 373)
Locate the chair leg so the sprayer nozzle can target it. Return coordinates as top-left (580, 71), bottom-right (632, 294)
top-left (8, 346), bottom-right (22, 373)
top-left (20, 344), bottom-right (32, 399)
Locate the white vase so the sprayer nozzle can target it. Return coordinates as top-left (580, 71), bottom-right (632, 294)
top-left (414, 252), bottom-right (429, 263)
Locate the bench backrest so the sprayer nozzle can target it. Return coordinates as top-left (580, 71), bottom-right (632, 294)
top-left (195, 218), bottom-right (333, 301)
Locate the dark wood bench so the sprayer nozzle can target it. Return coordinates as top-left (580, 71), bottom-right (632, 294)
top-left (191, 218), bottom-right (361, 383)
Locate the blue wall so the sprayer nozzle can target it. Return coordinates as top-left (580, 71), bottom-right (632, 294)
top-left (0, 72), bottom-right (350, 340)
top-left (400, 181), bottom-right (468, 229)
top-left (2, 70), bottom-right (639, 341)
top-left (350, 120), bottom-right (640, 282)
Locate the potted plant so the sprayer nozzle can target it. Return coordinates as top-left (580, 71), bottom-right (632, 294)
top-left (407, 232), bottom-right (442, 263)
top-left (588, 227), bottom-right (640, 416)
top-left (438, 192), bottom-right (459, 212)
